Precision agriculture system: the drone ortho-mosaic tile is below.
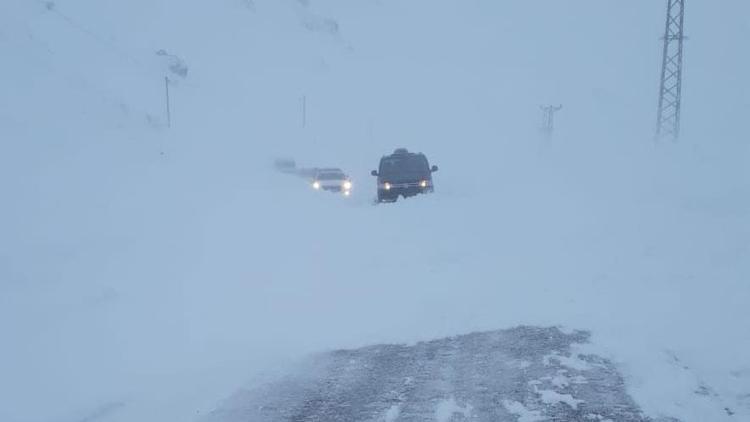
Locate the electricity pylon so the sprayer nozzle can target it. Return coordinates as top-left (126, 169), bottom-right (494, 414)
top-left (540, 105), bottom-right (562, 139)
top-left (656, 0), bottom-right (686, 141)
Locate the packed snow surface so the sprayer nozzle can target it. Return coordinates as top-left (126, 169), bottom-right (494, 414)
top-left (203, 327), bottom-right (668, 421)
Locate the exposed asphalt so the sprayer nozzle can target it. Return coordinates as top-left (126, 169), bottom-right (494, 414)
top-left (203, 326), bottom-right (679, 422)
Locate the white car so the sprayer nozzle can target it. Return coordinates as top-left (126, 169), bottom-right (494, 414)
top-left (274, 158), bottom-right (297, 174)
top-left (311, 168), bottom-right (353, 196)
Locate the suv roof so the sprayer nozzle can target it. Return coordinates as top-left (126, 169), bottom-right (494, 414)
top-left (383, 148), bottom-right (427, 158)
top-left (316, 168), bottom-right (345, 174)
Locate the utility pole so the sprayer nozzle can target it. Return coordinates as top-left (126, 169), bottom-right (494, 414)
top-left (540, 105), bottom-right (562, 138)
top-left (656, 0), bottom-right (686, 142)
top-left (165, 76), bottom-right (171, 128)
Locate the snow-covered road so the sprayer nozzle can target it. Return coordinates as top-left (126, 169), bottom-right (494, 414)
top-left (1, 1), bottom-right (748, 421)
top-left (204, 327), bottom-right (672, 422)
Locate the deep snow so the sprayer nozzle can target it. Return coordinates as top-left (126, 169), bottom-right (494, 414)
top-left (1, 1), bottom-right (748, 421)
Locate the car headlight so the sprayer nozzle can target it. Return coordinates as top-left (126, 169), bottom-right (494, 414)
top-left (312, 181), bottom-right (321, 189)
top-left (384, 182), bottom-right (391, 190)
top-left (420, 180), bottom-right (428, 188)
top-left (343, 181), bottom-right (352, 190)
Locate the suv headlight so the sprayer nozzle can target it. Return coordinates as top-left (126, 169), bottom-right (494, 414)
top-left (312, 181), bottom-right (321, 189)
top-left (343, 181), bottom-right (352, 190)
top-left (420, 180), bottom-right (428, 188)
top-left (384, 182), bottom-right (391, 190)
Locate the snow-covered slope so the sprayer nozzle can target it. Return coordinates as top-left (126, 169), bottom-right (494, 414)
top-left (1, 1), bottom-right (748, 421)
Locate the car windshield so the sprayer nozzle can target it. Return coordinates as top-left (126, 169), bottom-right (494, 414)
top-left (379, 155), bottom-right (429, 177)
top-left (317, 172), bottom-right (346, 180)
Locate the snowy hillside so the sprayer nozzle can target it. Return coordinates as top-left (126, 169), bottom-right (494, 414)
top-left (1, 1), bottom-right (748, 422)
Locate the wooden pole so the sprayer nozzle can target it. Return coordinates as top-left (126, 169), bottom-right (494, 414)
top-left (165, 76), bottom-right (171, 128)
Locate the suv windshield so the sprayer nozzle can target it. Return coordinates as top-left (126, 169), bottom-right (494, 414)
top-left (317, 172), bottom-right (346, 181)
top-left (379, 155), bottom-right (429, 177)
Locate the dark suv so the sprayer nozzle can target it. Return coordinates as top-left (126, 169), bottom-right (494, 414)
top-left (371, 148), bottom-right (438, 202)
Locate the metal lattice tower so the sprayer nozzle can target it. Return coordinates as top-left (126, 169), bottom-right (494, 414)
top-left (656, 0), bottom-right (686, 141)
top-left (540, 105), bottom-right (562, 138)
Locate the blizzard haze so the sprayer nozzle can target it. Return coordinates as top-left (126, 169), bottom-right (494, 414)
top-left (1, 1), bottom-right (748, 421)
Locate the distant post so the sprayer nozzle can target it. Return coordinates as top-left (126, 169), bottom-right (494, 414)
top-left (540, 105), bottom-right (562, 139)
top-left (165, 76), bottom-right (171, 128)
